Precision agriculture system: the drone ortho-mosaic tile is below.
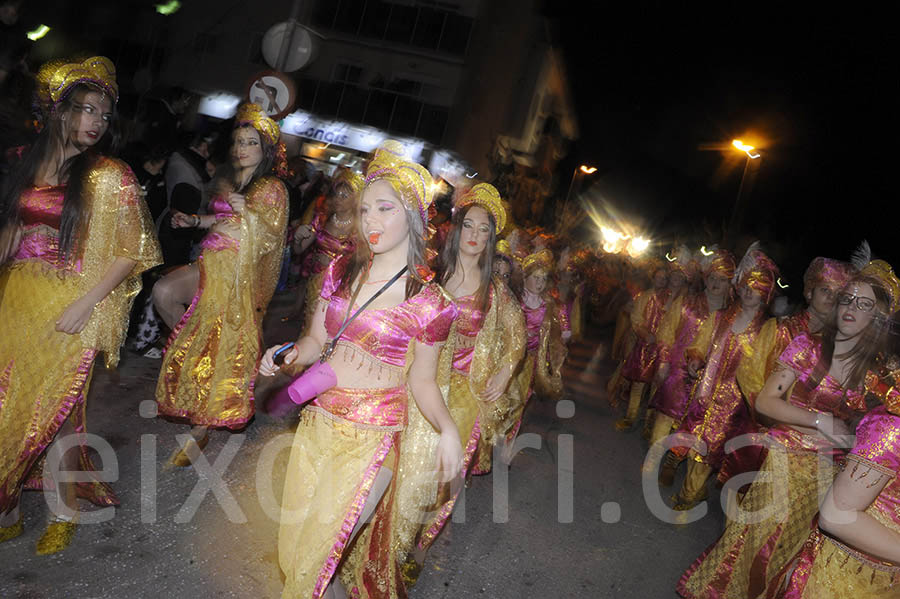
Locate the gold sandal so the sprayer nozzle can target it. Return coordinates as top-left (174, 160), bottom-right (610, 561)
top-left (170, 432), bottom-right (210, 468)
top-left (0, 514), bottom-right (24, 544)
top-left (35, 514), bottom-right (77, 555)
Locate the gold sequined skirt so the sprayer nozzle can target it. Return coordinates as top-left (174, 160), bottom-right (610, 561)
top-left (156, 250), bottom-right (260, 429)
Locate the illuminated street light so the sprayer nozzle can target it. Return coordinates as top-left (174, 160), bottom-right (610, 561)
top-left (732, 139), bottom-right (760, 160)
top-left (26, 25), bottom-right (51, 41)
top-left (565, 164), bottom-right (598, 210)
top-left (627, 236), bottom-right (651, 257)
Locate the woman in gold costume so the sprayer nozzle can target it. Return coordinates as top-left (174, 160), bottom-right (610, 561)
top-left (767, 350), bottom-right (900, 598)
top-left (678, 252), bottom-right (899, 599)
top-left (0, 57), bottom-right (161, 553)
top-left (259, 140), bottom-right (463, 599)
top-left (505, 248), bottom-right (569, 454)
top-left (153, 103), bottom-right (288, 465)
top-left (289, 169), bottom-right (363, 327)
top-left (403, 183), bottom-right (526, 581)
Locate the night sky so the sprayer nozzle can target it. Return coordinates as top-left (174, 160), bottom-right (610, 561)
top-left (551, 4), bottom-right (897, 288)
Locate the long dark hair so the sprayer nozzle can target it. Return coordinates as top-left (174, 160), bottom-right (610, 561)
top-left (437, 203), bottom-right (497, 311)
top-left (212, 124), bottom-right (277, 194)
top-left (813, 275), bottom-right (895, 392)
top-left (0, 83), bottom-right (120, 264)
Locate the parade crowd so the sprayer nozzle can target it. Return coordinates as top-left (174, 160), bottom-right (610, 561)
top-left (0, 54), bottom-right (899, 599)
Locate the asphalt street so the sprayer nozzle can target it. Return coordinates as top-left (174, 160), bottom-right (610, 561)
top-left (1, 290), bottom-right (727, 598)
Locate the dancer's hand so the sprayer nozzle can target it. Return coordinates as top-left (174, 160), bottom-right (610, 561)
top-left (170, 210), bottom-right (193, 228)
top-left (483, 365), bottom-right (512, 402)
top-left (435, 430), bottom-right (464, 483)
top-left (259, 343), bottom-right (299, 376)
top-left (815, 412), bottom-right (853, 446)
top-left (56, 295), bottom-right (96, 334)
top-left (687, 358), bottom-right (703, 379)
top-left (227, 193), bottom-right (246, 214)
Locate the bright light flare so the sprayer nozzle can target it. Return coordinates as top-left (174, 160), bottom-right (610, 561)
top-left (732, 139), bottom-right (761, 159)
top-left (699, 245), bottom-right (714, 256)
top-left (665, 252), bottom-right (676, 262)
top-left (579, 165), bottom-right (597, 174)
top-left (26, 25), bottom-right (51, 41)
top-left (776, 277), bottom-right (789, 289)
top-left (156, 0), bottom-right (182, 15)
top-left (628, 237), bottom-right (651, 257)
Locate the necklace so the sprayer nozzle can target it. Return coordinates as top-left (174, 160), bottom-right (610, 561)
top-left (332, 214), bottom-right (353, 227)
top-left (364, 275), bottom-right (408, 285)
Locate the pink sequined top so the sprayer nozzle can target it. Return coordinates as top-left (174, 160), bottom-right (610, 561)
top-left (451, 292), bottom-right (489, 374)
top-left (301, 211), bottom-right (356, 278)
top-left (771, 333), bottom-right (867, 450)
top-left (200, 195), bottom-right (240, 252)
top-left (320, 257), bottom-right (458, 367)
top-left (14, 184), bottom-right (78, 270)
top-left (523, 303), bottom-right (547, 353)
top-left (847, 406), bottom-right (900, 532)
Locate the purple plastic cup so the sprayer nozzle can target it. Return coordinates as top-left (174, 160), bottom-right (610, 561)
top-left (287, 361), bottom-right (338, 405)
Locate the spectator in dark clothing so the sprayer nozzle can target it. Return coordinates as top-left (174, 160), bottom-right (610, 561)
top-left (157, 132), bottom-right (215, 266)
top-left (124, 144), bottom-right (171, 222)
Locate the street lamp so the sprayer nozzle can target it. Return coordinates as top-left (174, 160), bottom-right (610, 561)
top-left (725, 139), bottom-right (762, 245)
top-left (564, 164), bottom-right (597, 210)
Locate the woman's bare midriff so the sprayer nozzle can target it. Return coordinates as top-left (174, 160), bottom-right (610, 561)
top-left (326, 341), bottom-right (406, 389)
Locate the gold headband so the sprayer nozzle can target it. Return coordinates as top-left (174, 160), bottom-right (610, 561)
top-left (495, 239), bottom-right (514, 259)
top-left (456, 183), bottom-right (506, 234)
top-left (45, 56), bottom-right (118, 105)
top-left (365, 140), bottom-right (434, 226)
top-left (235, 103), bottom-right (280, 146)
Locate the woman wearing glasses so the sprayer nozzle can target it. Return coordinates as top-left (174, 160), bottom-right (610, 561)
top-left (678, 249), bottom-right (896, 599)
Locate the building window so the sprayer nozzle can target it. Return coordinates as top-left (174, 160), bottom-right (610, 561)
top-left (439, 12), bottom-right (472, 56)
top-left (412, 6), bottom-right (444, 51)
top-left (360, 0), bottom-right (391, 39)
top-left (333, 0), bottom-right (366, 35)
top-left (247, 32), bottom-right (265, 65)
top-left (385, 3), bottom-right (417, 44)
top-left (333, 63), bottom-right (364, 85)
top-left (417, 104), bottom-right (449, 145)
top-left (391, 95), bottom-right (423, 135)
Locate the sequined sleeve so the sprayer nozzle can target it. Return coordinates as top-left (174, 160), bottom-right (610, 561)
top-left (415, 285), bottom-right (458, 345)
top-left (685, 309), bottom-right (716, 364)
top-left (847, 409), bottom-right (900, 477)
top-left (77, 157), bottom-right (162, 366)
top-left (656, 294), bottom-right (684, 362)
top-left (630, 290), bottom-right (652, 338)
top-left (775, 333), bottom-right (818, 379)
top-left (736, 317), bottom-right (779, 403)
top-left (320, 255), bottom-right (346, 300)
top-left (229, 176), bottom-right (288, 330)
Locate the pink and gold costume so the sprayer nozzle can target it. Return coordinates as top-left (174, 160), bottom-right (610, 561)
top-left (414, 281), bottom-right (525, 553)
top-left (678, 333), bottom-right (867, 598)
top-left (766, 406), bottom-right (900, 598)
top-left (0, 158), bottom-right (161, 511)
top-left (156, 176), bottom-right (288, 428)
top-left (278, 257), bottom-right (457, 598)
top-left (621, 287), bottom-right (670, 383)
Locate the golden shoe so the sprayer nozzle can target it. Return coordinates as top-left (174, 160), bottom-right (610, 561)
top-left (0, 514), bottom-right (24, 544)
top-left (400, 556), bottom-right (423, 588)
top-left (170, 433), bottom-right (210, 468)
top-left (35, 516), bottom-right (77, 555)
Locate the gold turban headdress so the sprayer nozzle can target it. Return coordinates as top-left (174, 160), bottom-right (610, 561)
top-left (365, 140), bottom-right (434, 226)
top-left (522, 248), bottom-right (554, 275)
top-left (705, 249), bottom-right (736, 280)
top-left (802, 257), bottom-right (854, 297)
top-left (42, 56), bottom-right (118, 107)
top-left (496, 239), bottom-right (514, 260)
top-left (850, 241), bottom-right (900, 314)
top-left (331, 168), bottom-right (365, 196)
top-left (456, 183), bottom-right (506, 234)
top-left (666, 244), bottom-right (695, 278)
top-left (235, 102), bottom-right (280, 146)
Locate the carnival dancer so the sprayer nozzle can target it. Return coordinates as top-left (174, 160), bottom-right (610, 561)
top-left (670, 244), bottom-right (779, 510)
top-left (616, 252), bottom-right (688, 431)
top-left (505, 248), bottom-right (570, 452)
top-left (677, 249), bottom-right (898, 599)
top-left (766, 351), bottom-right (900, 598)
top-left (289, 169), bottom-right (362, 327)
top-left (402, 184), bottom-right (526, 584)
top-left (648, 248), bottom-right (735, 485)
top-left (605, 257), bottom-right (649, 410)
top-left (259, 140), bottom-right (463, 599)
top-left (153, 103), bottom-right (288, 466)
top-left (0, 57), bottom-right (161, 553)
top-left (716, 256), bottom-right (856, 484)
